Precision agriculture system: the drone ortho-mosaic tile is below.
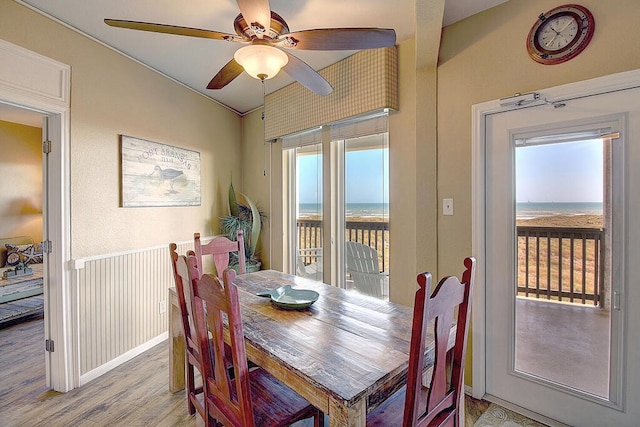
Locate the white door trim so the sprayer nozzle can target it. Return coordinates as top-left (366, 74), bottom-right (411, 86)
top-left (0, 38), bottom-right (74, 392)
top-left (471, 68), bottom-right (640, 399)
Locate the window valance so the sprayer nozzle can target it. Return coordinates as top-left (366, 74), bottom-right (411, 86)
top-left (265, 46), bottom-right (398, 140)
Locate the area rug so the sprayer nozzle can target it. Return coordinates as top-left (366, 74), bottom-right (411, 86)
top-left (474, 403), bottom-right (548, 427)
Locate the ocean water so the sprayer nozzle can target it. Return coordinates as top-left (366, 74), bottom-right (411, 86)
top-left (299, 203), bottom-right (389, 218)
top-left (300, 202), bottom-right (601, 219)
top-left (516, 202), bottom-right (603, 219)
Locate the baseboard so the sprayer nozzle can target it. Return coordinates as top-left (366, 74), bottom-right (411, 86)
top-left (79, 332), bottom-right (168, 386)
top-left (482, 394), bottom-right (570, 427)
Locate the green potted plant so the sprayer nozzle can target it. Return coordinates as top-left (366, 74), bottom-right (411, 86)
top-left (220, 182), bottom-right (266, 273)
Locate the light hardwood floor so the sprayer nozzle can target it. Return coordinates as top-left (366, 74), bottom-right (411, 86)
top-left (0, 315), bottom-right (493, 426)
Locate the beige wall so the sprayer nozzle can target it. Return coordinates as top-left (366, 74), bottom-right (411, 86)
top-left (0, 1), bottom-right (242, 258)
top-left (0, 120), bottom-right (42, 243)
top-left (438, 0), bottom-right (640, 383)
top-left (389, 38), bottom-right (420, 306)
top-left (239, 107), bottom-right (275, 269)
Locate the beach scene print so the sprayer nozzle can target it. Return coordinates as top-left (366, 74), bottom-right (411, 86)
top-left (120, 135), bottom-right (201, 207)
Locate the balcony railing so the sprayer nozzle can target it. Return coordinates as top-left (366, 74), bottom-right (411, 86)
top-left (297, 222), bottom-right (604, 305)
top-left (517, 225), bottom-right (604, 306)
top-left (297, 219), bottom-right (389, 272)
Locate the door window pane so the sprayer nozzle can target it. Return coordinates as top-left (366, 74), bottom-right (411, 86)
top-left (344, 134), bottom-right (389, 299)
top-left (515, 138), bottom-right (610, 398)
top-left (295, 144), bottom-right (323, 281)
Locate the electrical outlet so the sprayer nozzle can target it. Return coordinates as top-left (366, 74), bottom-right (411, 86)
top-left (159, 300), bottom-right (166, 314)
top-left (443, 198), bottom-right (454, 216)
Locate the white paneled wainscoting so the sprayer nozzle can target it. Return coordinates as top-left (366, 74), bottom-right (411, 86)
top-left (72, 240), bottom-right (192, 386)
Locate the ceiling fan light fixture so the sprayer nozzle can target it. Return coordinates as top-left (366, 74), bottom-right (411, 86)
top-left (234, 45), bottom-right (288, 80)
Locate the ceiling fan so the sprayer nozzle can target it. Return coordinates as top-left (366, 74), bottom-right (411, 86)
top-left (105, 0), bottom-right (396, 96)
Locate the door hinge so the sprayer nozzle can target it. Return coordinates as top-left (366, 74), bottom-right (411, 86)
top-left (42, 140), bottom-right (52, 154)
top-left (45, 339), bottom-right (55, 352)
top-left (613, 291), bottom-right (621, 311)
top-left (42, 240), bottom-right (53, 254)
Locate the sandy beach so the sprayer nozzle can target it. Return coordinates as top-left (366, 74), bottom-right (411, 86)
top-left (517, 214), bottom-right (603, 228)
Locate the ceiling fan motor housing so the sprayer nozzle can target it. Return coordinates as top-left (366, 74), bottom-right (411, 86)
top-left (233, 11), bottom-right (289, 40)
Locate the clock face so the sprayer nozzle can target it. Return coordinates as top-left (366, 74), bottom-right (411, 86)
top-left (537, 15), bottom-right (579, 51)
top-left (527, 4), bottom-right (595, 65)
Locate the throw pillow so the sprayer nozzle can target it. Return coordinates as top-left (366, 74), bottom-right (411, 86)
top-left (4, 243), bottom-right (43, 266)
top-left (5, 244), bottom-right (32, 267)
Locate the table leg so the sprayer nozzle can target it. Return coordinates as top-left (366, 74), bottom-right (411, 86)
top-left (168, 287), bottom-right (185, 393)
top-left (329, 397), bottom-right (366, 427)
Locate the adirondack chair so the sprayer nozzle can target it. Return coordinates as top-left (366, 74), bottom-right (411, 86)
top-left (296, 248), bottom-right (322, 281)
top-left (345, 241), bottom-right (388, 297)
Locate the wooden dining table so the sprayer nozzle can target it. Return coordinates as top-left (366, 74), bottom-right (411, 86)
top-left (168, 269), bottom-right (449, 427)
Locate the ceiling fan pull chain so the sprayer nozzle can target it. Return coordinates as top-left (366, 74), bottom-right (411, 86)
top-left (262, 78), bottom-right (267, 177)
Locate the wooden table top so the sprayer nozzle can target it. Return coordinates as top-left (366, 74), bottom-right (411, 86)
top-left (231, 269), bottom-right (435, 411)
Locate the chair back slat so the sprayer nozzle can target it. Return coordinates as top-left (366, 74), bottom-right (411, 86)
top-left (194, 230), bottom-right (246, 277)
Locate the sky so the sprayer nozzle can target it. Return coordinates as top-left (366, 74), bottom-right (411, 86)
top-left (298, 139), bottom-right (600, 205)
top-left (297, 148), bottom-right (389, 204)
top-left (516, 139), bottom-right (603, 203)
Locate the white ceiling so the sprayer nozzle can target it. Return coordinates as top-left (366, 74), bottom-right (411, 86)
top-left (0, 103), bottom-right (44, 128)
top-left (5, 0), bottom-right (508, 122)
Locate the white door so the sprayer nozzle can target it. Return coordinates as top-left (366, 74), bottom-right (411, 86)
top-left (485, 86), bottom-right (640, 426)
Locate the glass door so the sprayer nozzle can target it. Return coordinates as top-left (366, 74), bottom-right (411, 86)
top-left (284, 112), bottom-right (390, 293)
top-left (483, 85), bottom-right (640, 425)
top-left (294, 143), bottom-right (323, 281)
top-left (341, 133), bottom-right (389, 299)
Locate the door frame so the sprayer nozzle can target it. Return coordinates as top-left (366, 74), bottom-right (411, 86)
top-left (0, 38), bottom-right (74, 391)
top-left (471, 68), bottom-right (640, 401)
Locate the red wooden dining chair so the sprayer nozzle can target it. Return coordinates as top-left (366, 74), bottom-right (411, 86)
top-left (367, 257), bottom-right (476, 427)
top-left (169, 243), bottom-right (206, 418)
top-left (192, 268), bottom-right (324, 427)
top-left (194, 230), bottom-right (246, 277)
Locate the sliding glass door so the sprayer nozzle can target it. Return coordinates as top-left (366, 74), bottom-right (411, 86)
top-left (284, 112), bottom-right (390, 298)
top-left (341, 133), bottom-right (389, 298)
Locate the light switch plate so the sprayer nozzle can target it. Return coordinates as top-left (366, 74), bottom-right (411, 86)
top-left (443, 198), bottom-right (454, 216)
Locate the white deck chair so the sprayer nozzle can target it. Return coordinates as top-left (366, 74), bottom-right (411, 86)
top-left (296, 248), bottom-right (323, 281)
top-left (345, 241), bottom-right (388, 298)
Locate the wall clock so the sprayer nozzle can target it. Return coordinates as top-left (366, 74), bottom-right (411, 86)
top-left (527, 4), bottom-right (595, 65)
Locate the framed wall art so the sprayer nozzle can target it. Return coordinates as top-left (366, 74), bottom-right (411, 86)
top-left (120, 135), bottom-right (201, 207)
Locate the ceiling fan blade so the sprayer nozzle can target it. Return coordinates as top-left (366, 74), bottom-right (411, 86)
top-left (207, 59), bottom-right (245, 90)
top-left (236, 0), bottom-right (271, 38)
top-left (282, 51), bottom-right (333, 96)
top-left (104, 19), bottom-right (244, 42)
top-left (276, 28), bottom-right (396, 50)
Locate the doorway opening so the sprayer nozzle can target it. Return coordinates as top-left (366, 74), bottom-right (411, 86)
top-left (0, 107), bottom-right (45, 325)
top-left (0, 104), bottom-right (47, 402)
